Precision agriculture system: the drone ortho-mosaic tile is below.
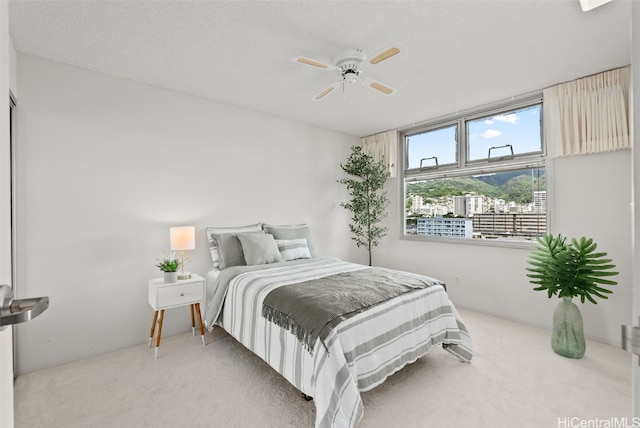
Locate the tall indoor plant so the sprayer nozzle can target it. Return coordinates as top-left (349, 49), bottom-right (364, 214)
top-left (338, 146), bottom-right (391, 266)
top-left (526, 234), bottom-right (618, 358)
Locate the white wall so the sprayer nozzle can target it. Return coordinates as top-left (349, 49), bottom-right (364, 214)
top-left (14, 54), bottom-right (360, 374)
top-left (373, 148), bottom-right (632, 347)
top-left (551, 151), bottom-right (632, 345)
top-left (8, 34), bottom-right (16, 96)
top-left (0, 1), bottom-right (15, 425)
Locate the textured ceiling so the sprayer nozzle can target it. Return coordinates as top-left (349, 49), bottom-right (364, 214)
top-left (8, 0), bottom-right (632, 137)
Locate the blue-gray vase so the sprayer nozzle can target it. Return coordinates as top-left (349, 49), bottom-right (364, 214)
top-left (551, 297), bottom-right (586, 359)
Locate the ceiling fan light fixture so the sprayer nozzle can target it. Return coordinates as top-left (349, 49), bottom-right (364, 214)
top-left (342, 68), bottom-right (361, 85)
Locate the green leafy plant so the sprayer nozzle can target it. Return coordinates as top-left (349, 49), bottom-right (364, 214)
top-left (155, 251), bottom-right (180, 272)
top-left (526, 234), bottom-right (618, 304)
top-left (338, 146), bottom-right (391, 266)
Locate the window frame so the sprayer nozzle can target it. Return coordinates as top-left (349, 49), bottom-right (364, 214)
top-left (405, 121), bottom-right (459, 170)
top-left (399, 93), bottom-right (548, 249)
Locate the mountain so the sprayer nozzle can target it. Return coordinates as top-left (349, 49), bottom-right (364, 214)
top-left (407, 169), bottom-right (546, 205)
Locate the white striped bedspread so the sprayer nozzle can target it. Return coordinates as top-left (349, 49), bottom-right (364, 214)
top-left (207, 257), bottom-right (473, 428)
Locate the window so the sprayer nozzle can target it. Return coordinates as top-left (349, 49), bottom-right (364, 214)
top-left (402, 96), bottom-right (546, 244)
top-left (406, 123), bottom-right (457, 169)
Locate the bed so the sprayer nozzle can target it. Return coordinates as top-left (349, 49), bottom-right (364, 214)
top-left (203, 223), bottom-right (473, 428)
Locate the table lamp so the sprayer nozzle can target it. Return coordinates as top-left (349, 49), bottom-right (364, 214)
top-left (170, 226), bottom-right (195, 280)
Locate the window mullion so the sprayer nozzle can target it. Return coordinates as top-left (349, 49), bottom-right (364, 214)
top-left (459, 118), bottom-right (467, 167)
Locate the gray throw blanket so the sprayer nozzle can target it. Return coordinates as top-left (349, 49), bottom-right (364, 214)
top-left (261, 267), bottom-right (443, 353)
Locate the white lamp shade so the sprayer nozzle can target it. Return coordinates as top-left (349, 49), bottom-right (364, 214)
top-left (170, 226), bottom-right (196, 251)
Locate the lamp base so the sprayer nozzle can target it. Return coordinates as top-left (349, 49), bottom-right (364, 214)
top-left (177, 272), bottom-right (192, 280)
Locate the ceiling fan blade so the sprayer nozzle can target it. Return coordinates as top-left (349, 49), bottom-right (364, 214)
top-left (369, 81), bottom-right (394, 95)
top-left (293, 56), bottom-right (333, 69)
top-left (313, 85), bottom-right (336, 101)
top-left (369, 45), bottom-right (401, 65)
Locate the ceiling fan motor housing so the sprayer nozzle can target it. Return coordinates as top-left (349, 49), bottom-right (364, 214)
top-left (335, 49), bottom-right (366, 84)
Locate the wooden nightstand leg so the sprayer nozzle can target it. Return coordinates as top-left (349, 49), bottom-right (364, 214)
top-left (194, 303), bottom-right (206, 346)
top-left (190, 304), bottom-right (196, 336)
top-left (154, 309), bottom-right (165, 359)
top-left (149, 310), bottom-right (159, 348)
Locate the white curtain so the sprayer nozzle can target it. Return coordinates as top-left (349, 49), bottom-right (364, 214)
top-left (362, 130), bottom-right (398, 178)
top-left (543, 66), bottom-right (630, 158)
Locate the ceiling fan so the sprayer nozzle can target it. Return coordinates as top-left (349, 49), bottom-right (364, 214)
top-left (292, 44), bottom-right (401, 101)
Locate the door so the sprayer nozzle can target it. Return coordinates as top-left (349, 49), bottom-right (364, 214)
top-left (0, 94), bottom-right (14, 426)
top-left (633, 0), bottom-right (640, 418)
top-left (0, 95), bottom-right (15, 428)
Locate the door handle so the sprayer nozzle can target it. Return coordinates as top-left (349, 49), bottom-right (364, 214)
top-left (622, 317), bottom-right (640, 366)
top-left (0, 284), bottom-right (49, 331)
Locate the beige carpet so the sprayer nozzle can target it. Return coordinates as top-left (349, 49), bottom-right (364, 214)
top-left (14, 309), bottom-right (631, 428)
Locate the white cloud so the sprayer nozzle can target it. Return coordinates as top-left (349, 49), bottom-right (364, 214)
top-left (482, 129), bottom-right (503, 138)
top-left (492, 113), bottom-right (518, 124)
top-left (484, 119), bottom-right (494, 125)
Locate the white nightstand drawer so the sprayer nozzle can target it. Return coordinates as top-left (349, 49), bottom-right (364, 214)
top-left (156, 282), bottom-right (204, 308)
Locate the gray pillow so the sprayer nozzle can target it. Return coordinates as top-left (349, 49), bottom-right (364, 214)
top-left (263, 224), bottom-right (315, 257)
top-left (237, 233), bottom-right (283, 266)
top-left (205, 223), bottom-right (263, 269)
top-left (213, 231), bottom-right (264, 270)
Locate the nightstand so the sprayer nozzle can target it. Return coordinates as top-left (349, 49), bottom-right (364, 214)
top-left (148, 273), bottom-right (205, 359)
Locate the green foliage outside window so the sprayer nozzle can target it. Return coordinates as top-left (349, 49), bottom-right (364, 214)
top-left (407, 170), bottom-right (546, 206)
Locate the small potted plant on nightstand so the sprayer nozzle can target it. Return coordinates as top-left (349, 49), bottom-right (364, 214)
top-left (156, 251), bottom-right (181, 283)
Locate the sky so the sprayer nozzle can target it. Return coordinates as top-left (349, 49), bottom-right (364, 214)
top-left (407, 104), bottom-right (542, 169)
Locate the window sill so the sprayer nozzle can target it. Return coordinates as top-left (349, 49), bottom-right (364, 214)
top-left (400, 234), bottom-right (536, 250)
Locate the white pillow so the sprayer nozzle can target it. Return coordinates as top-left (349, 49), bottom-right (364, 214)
top-left (205, 223), bottom-right (262, 269)
top-left (276, 239), bottom-right (311, 261)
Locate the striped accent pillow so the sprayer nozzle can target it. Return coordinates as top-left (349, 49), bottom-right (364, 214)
top-left (276, 239), bottom-right (311, 261)
top-left (263, 223), bottom-right (315, 257)
top-left (205, 223), bottom-right (262, 269)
